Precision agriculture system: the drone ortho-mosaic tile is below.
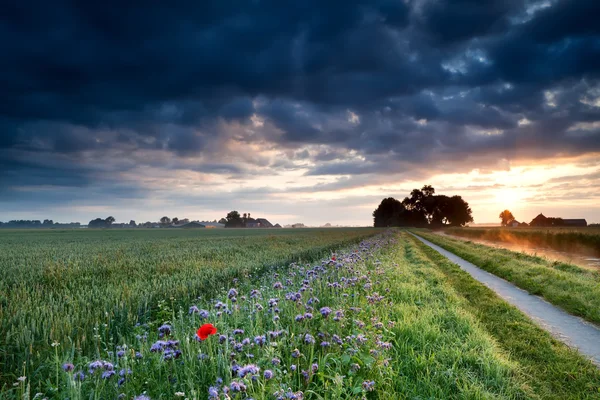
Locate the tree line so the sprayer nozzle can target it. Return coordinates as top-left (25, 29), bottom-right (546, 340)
top-left (372, 185), bottom-right (473, 228)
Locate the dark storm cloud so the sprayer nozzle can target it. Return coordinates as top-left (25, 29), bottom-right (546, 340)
top-left (1, 0), bottom-right (599, 196)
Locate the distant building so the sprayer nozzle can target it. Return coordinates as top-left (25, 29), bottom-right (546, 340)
top-left (202, 222), bottom-right (225, 228)
top-left (510, 220), bottom-right (520, 227)
top-left (563, 219), bottom-right (587, 227)
top-left (273, 223), bottom-right (282, 228)
top-left (245, 220), bottom-right (261, 228)
top-left (173, 222), bottom-right (206, 229)
top-left (255, 218), bottom-right (273, 228)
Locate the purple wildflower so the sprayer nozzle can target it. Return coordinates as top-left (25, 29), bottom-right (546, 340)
top-left (208, 386), bottom-right (219, 399)
top-left (271, 357), bottom-right (281, 365)
top-left (74, 371), bottom-right (85, 381)
top-left (291, 348), bottom-right (301, 358)
top-left (362, 380), bottom-right (375, 391)
top-left (102, 370), bottom-right (116, 379)
top-left (304, 334), bottom-right (315, 344)
top-left (264, 369), bottom-right (274, 379)
top-left (158, 324), bottom-right (172, 335)
top-left (273, 282), bottom-right (283, 289)
top-left (311, 363), bottom-right (318, 373)
top-left (254, 335), bottom-right (266, 346)
top-left (117, 350), bottom-right (125, 358)
top-left (319, 307), bottom-right (332, 318)
top-left (62, 363), bottom-right (75, 372)
top-left (304, 312), bottom-right (313, 320)
top-left (134, 396), bottom-right (151, 400)
top-left (228, 288), bottom-right (238, 299)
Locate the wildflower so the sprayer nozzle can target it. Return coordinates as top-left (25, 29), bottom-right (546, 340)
top-left (117, 350), bottom-right (125, 358)
top-left (291, 364), bottom-right (297, 371)
top-left (304, 312), bottom-right (313, 320)
top-left (350, 363), bottom-right (360, 372)
top-left (273, 282), bottom-right (283, 289)
top-left (304, 334), bottom-right (315, 344)
top-left (291, 349), bottom-right (301, 358)
top-left (230, 380), bottom-right (247, 392)
top-left (319, 307), bottom-right (332, 318)
top-left (264, 369), bottom-right (274, 379)
top-left (271, 357), bottom-right (281, 365)
top-left (242, 338), bottom-right (251, 346)
top-left (273, 315), bottom-right (280, 322)
top-left (62, 363), bottom-right (75, 372)
top-left (295, 315), bottom-right (304, 323)
top-left (135, 352), bottom-right (143, 359)
top-left (233, 328), bottom-right (245, 335)
top-left (311, 363), bottom-right (319, 373)
top-left (102, 370), bottom-right (116, 379)
top-left (320, 341), bottom-right (330, 347)
top-left (228, 288), bottom-right (238, 299)
top-left (301, 370), bottom-right (309, 382)
top-left (238, 364), bottom-right (260, 378)
top-left (208, 386), bottom-right (219, 399)
top-left (362, 380), bottom-right (375, 391)
top-left (158, 324), bottom-right (172, 335)
top-left (250, 289), bottom-right (261, 298)
top-left (197, 323), bottom-right (218, 340)
top-left (17, 376), bottom-right (26, 382)
top-left (255, 304), bottom-right (264, 311)
top-left (175, 392), bottom-right (185, 397)
top-left (134, 395), bottom-right (151, 400)
top-left (254, 335), bottom-right (266, 346)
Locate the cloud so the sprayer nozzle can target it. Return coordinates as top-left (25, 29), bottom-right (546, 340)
top-left (1, 0), bottom-right (599, 223)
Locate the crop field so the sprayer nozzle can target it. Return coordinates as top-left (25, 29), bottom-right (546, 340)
top-left (2, 229), bottom-right (600, 399)
top-left (445, 227), bottom-right (600, 256)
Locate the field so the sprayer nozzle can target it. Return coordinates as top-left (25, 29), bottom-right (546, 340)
top-left (2, 229), bottom-right (600, 399)
top-left (445, 227), bottom-right (600, 257)
top-left (412, 230), bottom-right (600, 325)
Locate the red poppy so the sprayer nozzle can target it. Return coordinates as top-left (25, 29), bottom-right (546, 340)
top-left (197, 323), bottom-right (217, 340)
top-left (331, 255), bottom-right (336, 261)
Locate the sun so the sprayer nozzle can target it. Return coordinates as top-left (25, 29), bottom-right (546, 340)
top-left (494, 189), bottom-right (526, 210)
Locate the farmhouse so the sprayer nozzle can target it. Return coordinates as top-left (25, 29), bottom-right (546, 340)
top-left (563, 219), bottom-right (587, 227)
top-left (172, 221), bottom-right (206, 228)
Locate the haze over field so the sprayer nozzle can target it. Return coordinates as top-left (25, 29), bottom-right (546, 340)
top-left (1, 0), bottom-right (599, 225)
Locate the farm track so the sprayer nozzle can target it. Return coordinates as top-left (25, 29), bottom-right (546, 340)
top-left (410, 232), bottom-right (600, 366)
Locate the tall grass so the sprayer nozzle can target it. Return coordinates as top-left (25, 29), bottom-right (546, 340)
top-left (0, 228), bottom-right (378, 388)
top-left (446, 227), bottom-right (600, 256)
top-left (3, 231), bottom-right (534, 399)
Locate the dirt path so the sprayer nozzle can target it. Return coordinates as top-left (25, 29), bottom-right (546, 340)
top-left (410, 232), bottom-right (600, 366)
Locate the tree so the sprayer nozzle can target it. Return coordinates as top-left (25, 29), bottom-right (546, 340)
top-left (225, 211), bottom-right (244, 228)
top-left (444, 196), bottom-right (474, 227)
top-left (499, 210), bottom-right (515, 226)
top-left (172, 217), bottom-right (179, 225)
top-left (129, 220), bottom-right (137, 227)
top-left (106, 216), bottom-right (115, 226)
top-left (160, 216), bottom-right (171, 226)
top-left (218, 218), bottom-right (227, 224)
top-left (373, 185), bottom-right (473, 228)
top-left (373, 198), bottom-right (405, 227)
top-left (88, 218), bottom-right (107, 228)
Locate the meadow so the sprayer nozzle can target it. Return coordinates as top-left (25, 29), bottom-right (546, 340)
top-left (2, 229), bottom-right (600, 399)
top-left (0, 228), bottom-right (376, 391)
top-left (445, 227), bottom-right (600, 257)
top-left (412, 230), bottom-right (600, 325)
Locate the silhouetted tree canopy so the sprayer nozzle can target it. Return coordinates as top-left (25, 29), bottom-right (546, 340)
top-left (373, 185), bottom-right (473, 228)
top-left (499, 210), bottom-right (515, 226)
top-left (225, 211), bottom-right (244, 228)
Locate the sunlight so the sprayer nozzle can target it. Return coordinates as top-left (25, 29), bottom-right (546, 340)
top-left (494, 188), bottom-right (526, 210)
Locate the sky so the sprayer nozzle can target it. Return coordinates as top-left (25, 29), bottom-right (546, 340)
top-left (1, 0), bottom-right (599, 226)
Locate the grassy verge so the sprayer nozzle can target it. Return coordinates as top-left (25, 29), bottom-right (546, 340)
top-left (4, 231), bottom-right (536, 399)
top-left (411, 229), bottom-right (600, 325)
top-left (407, 233), bottom-right (600, 399)
top-left (445, 227), bottom-right (600, 256)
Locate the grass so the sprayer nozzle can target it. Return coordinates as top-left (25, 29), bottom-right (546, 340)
top-left (445, 227), bottom-right (600, 257)
top-left (406, 233), bottom-right (600, 399)
top-left (3, 230), bottom-right (537, 399)
top-left (0, 228), bottom-right (379, 388)
top-left (3, 229), bottom-right (600, 398)
top-left (411, 230), bottom-right (600, 325)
